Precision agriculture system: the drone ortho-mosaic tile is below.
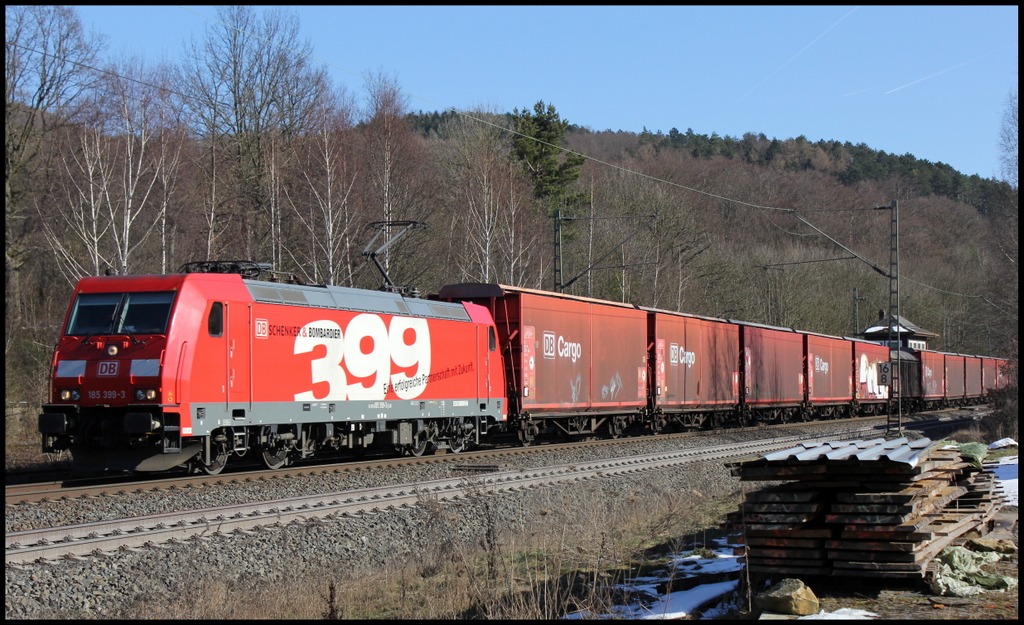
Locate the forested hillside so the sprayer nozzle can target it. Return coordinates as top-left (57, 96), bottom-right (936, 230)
top-left (5, 6), bottom-right (1018, 440)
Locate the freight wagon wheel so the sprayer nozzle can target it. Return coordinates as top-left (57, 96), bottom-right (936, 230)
top-left (517, 420), bottom-right (539, 447)
top-left (608, 416), bottom-right (627, 439)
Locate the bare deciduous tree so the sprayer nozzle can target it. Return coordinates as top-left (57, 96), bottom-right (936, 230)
top-left (179, 5), bottom-right (327, 262)
top-left (292, 89), bottom-right (361, 285)
top-left (5, 5), bottom-right (103, 337)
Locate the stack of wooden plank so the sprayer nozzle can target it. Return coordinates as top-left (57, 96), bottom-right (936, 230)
top-left (722, 438), bottom-right (1004, 579)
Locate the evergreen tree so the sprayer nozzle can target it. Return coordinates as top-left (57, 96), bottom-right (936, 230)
top-left (510, 100), bottom-right (588, 209)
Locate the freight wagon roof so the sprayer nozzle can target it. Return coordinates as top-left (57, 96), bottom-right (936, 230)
top-left (844, 336), bottom-right (887, 344)
top-left (246, 280), bottom-right (471, 322)
top-left (760, 437), bottom-right (938, 466)
top-left (800, 330), bottom-right (849, 341)
top-left (727, 319), bottom-right (796, 333)
top-left (639, 306), bottom-right (730, 324)
top-left (437, 283), bottom-right (638, 310)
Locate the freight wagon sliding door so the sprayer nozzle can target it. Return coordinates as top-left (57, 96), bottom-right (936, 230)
top-left (742, 325), bottom-right (803, 406)
top-left (805, 334), bottom-right (853, 404)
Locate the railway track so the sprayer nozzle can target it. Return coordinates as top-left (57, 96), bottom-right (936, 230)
top-left (5, 409), bottom-right (983, 566)
top-left (5, 427), bottom-right (881, 564)
top-left (5, 408), bottom-right (980, 506)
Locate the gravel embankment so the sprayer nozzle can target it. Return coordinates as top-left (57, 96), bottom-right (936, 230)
top-left (5, 422), bottom-right (925, 619)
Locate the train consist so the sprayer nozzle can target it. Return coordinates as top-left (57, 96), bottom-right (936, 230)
top-left (39, 263), bottom-right (1009, 474)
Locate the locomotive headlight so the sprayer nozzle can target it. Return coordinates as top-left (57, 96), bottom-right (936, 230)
top-left (135, 388), bottom-right (158, 401)
top-left (106, 344), bottom-right (119, 356)
top-left (59, 389), bottom-right (80, 401)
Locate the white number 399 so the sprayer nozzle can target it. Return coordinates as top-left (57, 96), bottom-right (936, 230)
top-left (292, 315), bottom-right (431, 401)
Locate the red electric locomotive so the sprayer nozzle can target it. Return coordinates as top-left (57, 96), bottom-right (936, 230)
top-left (40, 262), bottom-right (505, 473)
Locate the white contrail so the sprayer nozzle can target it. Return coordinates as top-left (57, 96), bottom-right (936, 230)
top-left (885, 51), bottom-right (998, 94)
top-left (726, 6), bottom-right (860, 111)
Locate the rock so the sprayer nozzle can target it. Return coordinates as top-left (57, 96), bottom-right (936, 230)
top-left (966, 538), bottom-right (1017, 554)
top-left (754, 578), bottom-right (820, 616)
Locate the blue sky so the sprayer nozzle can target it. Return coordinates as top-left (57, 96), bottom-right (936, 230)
top-left (72, 5), bottom-right (1017, 181)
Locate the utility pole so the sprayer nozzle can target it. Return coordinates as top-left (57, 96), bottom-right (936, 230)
top-left (553, 212), bottom-right (656, 294)
top-left (554, 209), bottom-right (568, 292)
top-left (881, 200), bottom-right (902, 437)
top-left (853, 287), bottom-right (866, 336)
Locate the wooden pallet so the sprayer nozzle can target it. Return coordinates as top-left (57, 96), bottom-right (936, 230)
top-left (723, 439), bottom-right (1004, 580)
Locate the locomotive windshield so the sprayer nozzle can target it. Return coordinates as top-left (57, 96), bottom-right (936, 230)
top-left (66, 291), bottom-right (176, 336)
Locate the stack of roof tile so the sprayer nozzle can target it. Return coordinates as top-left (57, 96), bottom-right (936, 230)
top-left (723, 437), bottom-right (1003, 579)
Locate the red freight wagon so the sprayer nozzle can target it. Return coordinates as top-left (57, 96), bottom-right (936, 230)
top-left (439, 284), bottom-right (648, 417)
top-left (919, 350), bottom-right (945, 400)
top-left (737, 322), bottom-right (804, 416)
top-left (803, 333), bottom-right (853, 408)
top-left (981, 358), bottom-right (1002, 392)
top-left (645, 309), bottom-right (739, 425)
top-left (982, 358), bottom-right (995, 392)
top-left (852, 339), bottom-right (890, 406)
top-left (964, 356), bottom-right (982, 399)
top-left (944, 353), bottom-right (966, 402)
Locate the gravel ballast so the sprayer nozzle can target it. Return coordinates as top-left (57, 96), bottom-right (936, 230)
top-left (5, 422), bottom-right (931, 618)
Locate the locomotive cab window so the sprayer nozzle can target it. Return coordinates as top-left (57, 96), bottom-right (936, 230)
top-left (488, 326), bottom-right (496, 352)
top-left (66, 291), bottom-right (175, 336)
top-left (208, 302), bottom-right (223, 337)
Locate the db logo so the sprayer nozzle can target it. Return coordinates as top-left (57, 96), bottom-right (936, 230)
top-left (97, 361), bottom-right (119, 377)
top-left (255, 318), bottom-right (269, 339)
top-left (542, 332), bottom-right (556, 359)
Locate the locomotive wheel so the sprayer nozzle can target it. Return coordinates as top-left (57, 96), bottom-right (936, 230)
top-left (193, 430), bottom-right (230, 475)
top-left (449, 423), bottom-right (473, 453)
top-left (260, 426), bottom-right (291, 470)
top-left (261, 446), bottom-right (289, 470)
top-left (408, 430), bottom-right (429, 457)
top-left (197, 448), bottom-right (230, 475)
top-left (448, 434), bottom-right (468, 454)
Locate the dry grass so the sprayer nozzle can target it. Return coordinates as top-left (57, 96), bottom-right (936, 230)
top-left (112, 483), bottom-right (746, 619)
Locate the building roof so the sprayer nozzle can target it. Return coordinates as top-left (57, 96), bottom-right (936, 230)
top-left (861, 314), bottom-right (939, 338)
